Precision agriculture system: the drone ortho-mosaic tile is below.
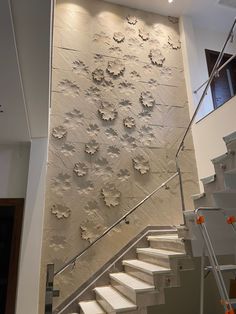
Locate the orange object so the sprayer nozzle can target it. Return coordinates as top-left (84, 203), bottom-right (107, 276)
top-left (196, 215), bottom-right (205, 224)
top-left (227, 216), bottom-right (236, 224)
top-left (225, 309), bottom-right (234, 314)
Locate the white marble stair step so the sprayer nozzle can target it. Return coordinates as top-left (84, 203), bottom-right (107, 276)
top-left (122, 259), bottom-right (171, 275)
top-left (110, 272), bottom-right (155, 292)
top-left (94, 286), bottom-right (137, 313)
top-left (79, 300), bottom-right (105, 314)
top-left (137, 248), bottom-right (186, 268)
top-left (147, 235), bottom-right (185, 253)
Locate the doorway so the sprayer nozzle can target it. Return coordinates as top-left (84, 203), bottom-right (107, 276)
top-left (0, 199), bottom-right (24, 314)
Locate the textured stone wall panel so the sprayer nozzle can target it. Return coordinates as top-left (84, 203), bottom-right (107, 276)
top-left (41, 0), bottom-right (199, 308)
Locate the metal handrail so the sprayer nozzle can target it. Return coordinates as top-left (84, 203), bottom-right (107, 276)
top-left (194, 52), bottom-right (236, 94)
top-left (175, 18), bottom-right (236, 161)
top-left (54, 171), bottom-right (178, 276)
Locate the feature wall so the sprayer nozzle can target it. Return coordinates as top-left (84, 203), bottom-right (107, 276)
top-left (41, 0), bottom-right (199, 309)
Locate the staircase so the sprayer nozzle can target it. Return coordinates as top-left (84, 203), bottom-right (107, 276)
top-left (77, 229), bottom-right (193, 314)
top-left (193, 131), bottom-right (236, 210)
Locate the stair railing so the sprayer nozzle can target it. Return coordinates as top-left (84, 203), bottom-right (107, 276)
top-left (195, 208), bottom-right (235, 314)
top-left (44, 17), bottom-right (236, 314)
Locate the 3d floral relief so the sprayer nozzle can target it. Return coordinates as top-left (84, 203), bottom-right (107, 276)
top-left (138, 125), bottom-right (155, 146)
top-left (117, 169), bottom-right (130, 181)
top-left (132, 155), bottom-right (150, 175)
top-left (51, 204), bottom-right (71, 219)
top-left (101, 183), bottom-right (121, 207)
top-left (119, 99), bottom-right (132, 110)
top-left (94, 157), bottom-right (113, 177)
top-left (52, 126), bottom-right (67, 139)
top-left (72, 60), bottom-right (90, 76)
top-left (49, 235), bottom-right (67, 251)
top-left (92, 68), bottom-right (105, 83)
top-left (63, 109), bottom-right (84, 129)
top-left (58, 79), bottom-right (80, 97)
top-left (61, 143), bottom-right (76, 156)
top-left (168, 36), bottom-right (181, 49)
top-left (118, 81), bottom-right (135, 94)
top-left (80, 215), bottom-right (106, 243)
top-left (76, 180), bottom-right (94, 194)
top-left (140, 91), bottom-right (155, 108)
top-left (86, 124), bottom-right (100, 136)
top-left (126, 15), bottom-right (138, 25)
top-left (149, 49), bottom-right (165, 66)
top-left (107, 145), bottom-right (120, 157)
top-left (139, 29), bottom-right (149, 41)
top-left (107, 60), bottom-right (125, 78)
top-left (113, 32), bottom-right (125, 43)
top-left (123, 116), bottom-right (136, 129)
top-left (98, 102), bottom-right (118, 121)
top-left (130, 70), bottom-right (141, 80)
top-left (105, 127), bottom-right (118, 139)
top-left (85, 140), bottom-right (99, 155)
top-left (121, 133), bottom-right (137, 150)
top-left (73, 162), bottom-right (89, 177)
top-left (51, 173), bottom-right (71, 196)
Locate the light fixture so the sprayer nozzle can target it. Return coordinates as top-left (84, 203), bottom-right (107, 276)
top-left (168, 0), bottom-right (174, 3)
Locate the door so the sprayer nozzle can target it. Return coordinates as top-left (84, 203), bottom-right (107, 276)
top-left (0, 199), bottom-right (24, 314)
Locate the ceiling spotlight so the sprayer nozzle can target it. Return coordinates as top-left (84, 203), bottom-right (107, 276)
top-left (168, 0), bottom-right (174, 3)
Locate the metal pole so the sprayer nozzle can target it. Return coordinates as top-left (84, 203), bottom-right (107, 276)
top-left (176, 157), bottom-right (186, 224)
top-left (45, 264), bottom-right (55, 314)
top-left (194, 53), bottom-right (236, 94)
top-left (200, 248), bottom-right (205, 314)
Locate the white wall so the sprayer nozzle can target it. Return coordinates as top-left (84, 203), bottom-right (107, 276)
top-left (15, 138), bottom-right (48, 314)
top-left (0, 143), bottom-right (30, 197)
top-left (180, 16), bottom-right (236, 189)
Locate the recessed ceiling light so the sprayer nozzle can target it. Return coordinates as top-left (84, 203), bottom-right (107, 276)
top-left (168, 0), bottom-right (174, 3)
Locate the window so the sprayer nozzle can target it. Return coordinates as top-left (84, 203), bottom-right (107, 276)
top-left (205, 49), bottom-right (236, 109)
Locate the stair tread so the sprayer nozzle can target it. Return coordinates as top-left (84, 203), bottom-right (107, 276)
top-left (94, 286), bottom-right (137, 311)
top-left (110, 272), bottom-right (155, 291)
top-left (147, 235), bottom-right (180, 241)
top-left (201, 174), bottom-right (216, 185)
top-left (223, 131), bottom-right (236, 145)
top-left (206, 264), bottom-right (236, 271)
top-left (79, 300), bottom-right (105, 313)
top-left (137, 247), bottom-right (186, 257)
top-left (192, 193), bottom-right (205, 200)
top-left (123, 259), bottom-right (171, 274)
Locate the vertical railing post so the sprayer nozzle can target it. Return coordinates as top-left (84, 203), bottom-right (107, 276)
top-left (176, 156), bottom-right (186, 224)
top-left (45, 264), bottom-right (55, 314)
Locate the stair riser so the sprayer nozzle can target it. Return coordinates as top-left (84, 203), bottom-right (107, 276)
top-left (96, 294), bottom-right (136, 314)
top-left (148, 240), bottom-right (185, 253)
top-left (137, 253), bottom-right (171, 268)
top-left (124, 265), bottom-right (180, 288)
top-left (224, 173), bottom-right (236, 190)
top-left (193, 194), bottom-right (215, 210)
top-left (110, 278), bottom-right (164, 307)
top-left (213, 154), bottom-right (236, 176)
top-left (213, 192), bottom-right (236, 208)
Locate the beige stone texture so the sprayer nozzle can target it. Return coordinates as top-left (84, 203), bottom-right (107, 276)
top-left (40, 0), bottom-right (199, 311)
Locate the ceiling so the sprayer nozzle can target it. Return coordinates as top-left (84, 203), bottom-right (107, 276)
top-left (104, 0), bottom-right (236, 31)
top-left (0, 0), bottom-right (52, 143)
